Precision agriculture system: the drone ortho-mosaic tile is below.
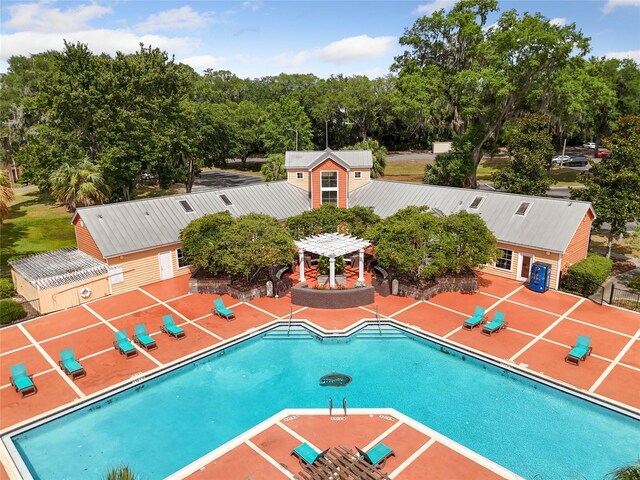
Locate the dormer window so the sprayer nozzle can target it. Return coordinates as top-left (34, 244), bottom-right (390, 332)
top-left (219, 194), bottom-right (232, 206)
top-left (515, 202), bottom-right (531, 216)
top-left (469, 196), bottom-right (484, 209)
top-left (179, 200), bottom-right (194, 213)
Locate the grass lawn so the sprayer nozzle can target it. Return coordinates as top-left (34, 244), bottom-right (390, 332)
top-left (590, 231), bottom-right (640, 259)
top-left (382, 159), bottom-right (430, 183)
top-left (1, 186), bottom-right (76, 277)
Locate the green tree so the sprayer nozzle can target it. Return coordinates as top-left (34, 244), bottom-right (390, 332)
top-left (0, 170), bottom-right (15, 224)
top-left (491, 114), bottom-right (555, 195)
top-left (572, 115), bottom-right (640, 258)
top-left (260, 154), bottom-right (286, 182)
top-left (232, 100), bottom-right (264, 169)
top-left (49, 159), bottom-right (110, 211)
top-left (423, 136), bottom-right (474, 187)
top-left (218, 213), bottom-right (295, 282)
top-left (344, 139), bottom-right (387, 178)
top-left (261, 97), bottom-right (312, 153)
top-left (286, 204), bottom-right (380, 239)
top-left (395, 0), bottom-right (588, 187)
top-left (179, 212), bottom-right (234, 273)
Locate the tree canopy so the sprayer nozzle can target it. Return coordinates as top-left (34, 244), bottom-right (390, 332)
top-left (286, 204), bottom-right (381, 240)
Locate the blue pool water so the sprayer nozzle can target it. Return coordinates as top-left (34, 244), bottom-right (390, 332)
top-left (8, 326), bottom-right (640, 480)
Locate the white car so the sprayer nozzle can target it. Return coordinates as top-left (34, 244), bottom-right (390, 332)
top-left (552, 154), bottom-right (571, 165)
top-left (583, 142), bottom-right (596, 149)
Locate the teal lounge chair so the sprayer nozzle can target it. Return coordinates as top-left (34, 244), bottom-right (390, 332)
top-left (462, 306), bottom-right (486, 330)
top-left (133, 323), bottom-right (158, 351)
top-left (213, 298), bottom-right (235, 320)
top-left (565, 335), bottom-right (592, 366)
top-left (291, 442), bottom-right (329, 467)
top-left (481, 311), bottom-right (507, 336)
top-left (357, 442), bottom-right (395, 469)
top-left (9, 363), bottom-right (37, 398)
top-left (160, 314), bottom-right (186, 339)
top-left (59, 348), bottom-right (86, 380)
top-left (113, 330), bottom-right (138, 358)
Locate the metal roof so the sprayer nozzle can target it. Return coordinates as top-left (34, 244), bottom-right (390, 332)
top-left (74, 181), bottom-right (311, 258)
top-left (295, 233), bottom-right (370, 257)
top-left (349, 181), bottom-right (594, 253)
top-left (9, 248), bottom-right (108, 290)
top-left (285, 149), bottom-right (373, 169)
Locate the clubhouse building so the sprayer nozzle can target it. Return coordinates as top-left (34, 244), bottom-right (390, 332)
top-left (10, 149), bottom-right (594, 313)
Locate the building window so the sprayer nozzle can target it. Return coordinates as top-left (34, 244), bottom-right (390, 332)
top-left (354, 171), bottom-right (362, 179)
top-left (469, 196), bottom-right (484, 209)
top-left (296, 172), bottom-right (304, 179)
top-left (515, 202), bottom-right (531, 216)
top-left (177, 249), bottom-right (190, 268)
top-left (320, 171), bottom-right (338, 205)
top-left (495, 249), bottom-right (513, 271)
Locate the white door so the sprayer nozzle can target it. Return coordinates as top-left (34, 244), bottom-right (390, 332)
top-left (159, 252), bottom-right (174, 280)
top-left (517, 254), bottom-right (534, 281)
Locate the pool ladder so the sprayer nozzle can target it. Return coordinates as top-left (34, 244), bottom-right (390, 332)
top-left (287, 307), bottom-right (292, 335)
top-left (328, 397), bottom-right (348, 416)
top-left (376, 305), bottom-right (382, 335)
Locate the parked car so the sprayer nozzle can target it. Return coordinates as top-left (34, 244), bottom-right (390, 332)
top-left (552, 154), bottom-right (571, 165)
top-left (582, 142), bottom-right (596, 149)
top-left (595, 148), bottom-right (611, 158)
top-left (564, 156), bottom-right (588, 167)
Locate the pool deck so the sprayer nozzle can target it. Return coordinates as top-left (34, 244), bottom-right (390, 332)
top-left (172, 409), bottom-right (520, 480)
top-left (1, 272), bottom-right (639, 477)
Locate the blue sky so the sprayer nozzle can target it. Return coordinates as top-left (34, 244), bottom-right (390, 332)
top-left (1, 0), bottom-right (639, 77)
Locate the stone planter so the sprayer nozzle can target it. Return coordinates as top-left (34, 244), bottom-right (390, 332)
top-left (189, 269), bottom-right (230, 294)
top-left (317, 274), bottom-right (347, 286)
top-left (227, 283), bottom-right (267, 302)
top-left (398, 270), bottom-right (478, 301)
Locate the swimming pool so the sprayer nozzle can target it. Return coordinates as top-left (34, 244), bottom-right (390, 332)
top-left (5, 324), bottom-right (640, 479)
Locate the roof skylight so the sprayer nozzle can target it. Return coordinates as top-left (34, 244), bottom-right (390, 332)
top-left (515, 202), bottom-right (531, 216)
top-left (469, 196), bottom-right (484, 209)
top-left (219, 194), bottom-right (232, 206)
top-left (179, 200), bottom-right (194, 213)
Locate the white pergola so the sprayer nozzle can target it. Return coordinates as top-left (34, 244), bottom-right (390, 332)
top-left (295, 232), bottom-right (371, 288)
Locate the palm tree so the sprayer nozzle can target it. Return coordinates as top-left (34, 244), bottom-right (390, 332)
top-left (0, 170), bottom-right (15, 224)
top-left (105, 465), bottom-right (136, 480)
top-left (50, 159), bottom-right (110, 211)
top-left (260, 153), bottom-right (286, 182)
top-left (607, 461), bottom-right (640, 480)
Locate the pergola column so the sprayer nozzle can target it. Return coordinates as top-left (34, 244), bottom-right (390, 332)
top-left (329, 255), bottom-right (336, 288)
top-left (298, 248), bottom-right (305, 282)
top-left (358, 248), bottom-right (365, 283)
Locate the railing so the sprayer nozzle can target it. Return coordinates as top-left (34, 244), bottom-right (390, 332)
top-left (287, 306), bottom-right (293, 335)
top-left (609, 285), bottom-right (640, 311)
top-left (376, 305), bottom-right (381, 335)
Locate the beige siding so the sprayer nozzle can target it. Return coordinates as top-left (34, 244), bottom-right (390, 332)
top-left (11, 270), bottom-right (40, 311)
top-left (480, 242), bottom-right (562, 289)
top-left (39, 275), bottom-right (110, 314)
top-left (106, 244), bottom-right (192, 295)
top-left (287, 170), bottom-right (309, 191)
top-left (349, 169), bottom-right (370, 192)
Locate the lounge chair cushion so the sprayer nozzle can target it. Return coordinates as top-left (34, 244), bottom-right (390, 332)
top-left (293, 442), bottom-right (321, 465)
top-left (60, 349), bottom-right (83, 373)
top-left (10, 363), bottom-right (34, 390)
top-left (115, 331), bottom-right (136, 352)
top-left (13, 375), bottom-right (34, 391)
top-left (366, 443), bottom-right (393, 465)
top-left (134, 324), bottom-right (155, 346)
top-left (214, 299), bottom-right (234, 317)
top-left (162, 315), bottom-right (184, 334)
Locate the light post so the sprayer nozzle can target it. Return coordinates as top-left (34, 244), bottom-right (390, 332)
top-left (288, 128), bottom-right (299, 151)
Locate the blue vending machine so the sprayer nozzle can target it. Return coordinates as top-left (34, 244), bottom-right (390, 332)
top-left (529, 262), bottom-right (551, 293)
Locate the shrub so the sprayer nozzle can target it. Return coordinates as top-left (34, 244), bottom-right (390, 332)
top-left (562, 254), bottom-right (613, 295)
top-left (106, 466), bottom-right (136, 480)
top-left (0, 278), bottom-right (15, 299)
top-left (629, 276), bottom-right (640, 291)
top-left (317, 256), bottom-right (345, 275)
top-left (0, 299), bottom-right (26, 324)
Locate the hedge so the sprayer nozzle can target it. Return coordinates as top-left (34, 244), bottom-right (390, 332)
top-left (562, 254), bottom-right (613, 295)
top-left (0, 299), bottom-right (27, 325)
top-left (629, 276), bottom-right (640, 291)
top-left (0, 278), bottom-right (15, 299)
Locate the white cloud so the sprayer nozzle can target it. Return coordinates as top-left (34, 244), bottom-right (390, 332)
top-left (274, 51), bottom-right (310, 68)
top-left (414, 0), bottom-right (457, 15)
top-left (602, 0), bottom-right (640, 13)
top-left (605, 49), bottom-right (640, 62)
top-left (317, 35), bottom-right (397, 64)
top-left (179, 55), bottom-right (226, 72)
top-left (549, 17), bottom-right (567, 26)
top-left (136, 6), bottom-right (212, 33)
top-left (0, 30), bottom-right (196, 62)
top-left (242, 0), bottom-right (263, 11)
top-left (4, 1), bottom-right (111, 33)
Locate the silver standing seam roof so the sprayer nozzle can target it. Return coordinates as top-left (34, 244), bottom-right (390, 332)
top-left (73, 181), bottom-right (311, 258)
top-left (9, 248), bottom-right (108, 290)
top-left (285, 149), bottom-right (373, 169)
top-left (349, 181), bottom-right (594, 253)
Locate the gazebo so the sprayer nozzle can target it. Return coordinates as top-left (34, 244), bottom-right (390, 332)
top-left (294, 233), bottom-right (371, 288)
